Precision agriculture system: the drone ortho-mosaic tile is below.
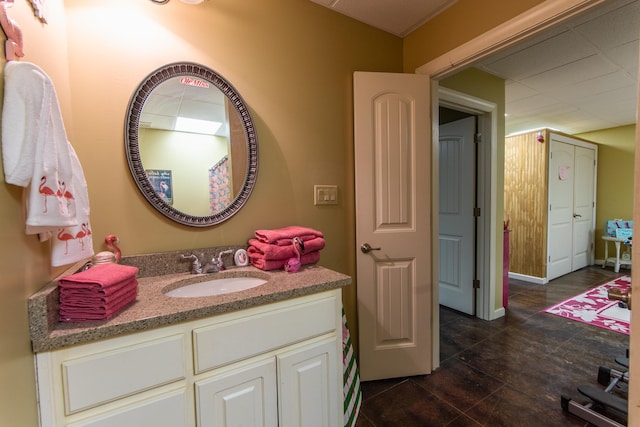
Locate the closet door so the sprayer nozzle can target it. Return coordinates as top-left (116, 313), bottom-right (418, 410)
top-left (547, 136), bottom-right (597, 281)
top-left (572, 146), bottom-right (596, 270)
top-left (547, 140), bottom-right (574, 280)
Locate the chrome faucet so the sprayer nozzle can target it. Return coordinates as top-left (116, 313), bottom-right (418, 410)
top-left (201, 257), bottom-right (221, 273)
top-left (182, 250), bottom-right (234, 274)
top-left (181, 254), bottom-right (203, 274)
top-left (216, 249), bottom-right (234, 271)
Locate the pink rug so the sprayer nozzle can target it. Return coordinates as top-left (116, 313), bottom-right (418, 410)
top-left (543, 276), bottom-right (631, 335)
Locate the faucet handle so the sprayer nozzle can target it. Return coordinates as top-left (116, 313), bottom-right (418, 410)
top-left (181, 253), bottom-right (203, 274)
top-left (216, 249), bottom-right (234, 270)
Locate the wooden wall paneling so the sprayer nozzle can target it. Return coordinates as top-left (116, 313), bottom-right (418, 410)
top-left (504, 130), bottom-right (549, 278)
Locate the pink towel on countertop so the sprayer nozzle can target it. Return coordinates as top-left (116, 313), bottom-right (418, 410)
top-left (59, 288), bottom-right (137, 322)
top-left (58, 263), bottom-right (138, 290)
top-left (254, 226), bottom-right (323, 246)
top-left (249, 251), bottom-right (320, 271)
top-left (60, 278), bottom-right (138, 303)
top-left (248, 236), bottom-right (325, 260)
top-left (58, 263), bottom-right (139, 322)
top-left (60, 286), bottom-right (137, 309)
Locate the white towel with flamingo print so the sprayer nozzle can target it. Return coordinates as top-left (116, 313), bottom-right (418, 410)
top-left (2, 61), bottom-right (94, 266)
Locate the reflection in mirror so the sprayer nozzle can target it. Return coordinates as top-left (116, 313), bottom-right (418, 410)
top-left (125, 63), bottom-right (257, 227)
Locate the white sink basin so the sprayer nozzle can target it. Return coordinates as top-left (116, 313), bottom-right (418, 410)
top-left (165, 277), bottom-right (267, 298)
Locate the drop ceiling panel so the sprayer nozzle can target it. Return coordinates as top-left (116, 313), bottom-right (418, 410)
top-left (519, 55), bottom-right (620, 91)
top-left (574, 1), bottom-right (640, 49)
top-left (505, 81), bottom-right (538, 102)
top-left (312, 0), bottom-right (639, 134)
top-left (309, 0), bottom-right (457, 37)
top-left (480, 30), bottom-right (597, 80)
top-left (547, 71), bottom-right (634, 100)
top-left (506, 95), bottom-right (562, 116)
top-left (606, 40), bottom-right (639, 74)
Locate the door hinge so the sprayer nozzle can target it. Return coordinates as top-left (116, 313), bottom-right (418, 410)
top-left (473, 279), bottom-right (480, 289)
top-left (474, 207), bottom-right (481, 217)
top-left (474, 133), bottom-right (482, 144)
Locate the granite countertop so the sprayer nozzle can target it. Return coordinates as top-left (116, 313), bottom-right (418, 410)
top-left (28, 248), bottom-right (351, 353)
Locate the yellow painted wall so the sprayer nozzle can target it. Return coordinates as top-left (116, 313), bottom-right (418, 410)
top-left (0, 1), bottom-right (402, 424)
top-left (0, 2), bottom-right (70, 426)
top-left (577, 125), bottom-right (636, 261)
top-left (139, 128), bottom-right (229, 216)
top-left (403, 0), bottom-right (546, 72)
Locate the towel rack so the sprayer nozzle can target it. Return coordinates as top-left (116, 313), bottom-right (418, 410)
top-left (0, 0), bottom-right (24, 61)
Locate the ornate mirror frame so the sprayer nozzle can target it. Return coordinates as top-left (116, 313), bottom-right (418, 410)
top-left (125, 62), bottom-right (258, 227)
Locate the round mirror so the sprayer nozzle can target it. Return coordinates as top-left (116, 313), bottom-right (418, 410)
top-left (125, 63), bottom-right (258, 227)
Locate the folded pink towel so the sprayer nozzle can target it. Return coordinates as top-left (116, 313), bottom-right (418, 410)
top-left (58, 264), bottom-right (139, 322)
top-left (247, 236), bottom-right (325, 260)
top-left (59, 287), bottom-right (137, 322)
top-left (254, 226), bottom-right (323, 246)
top-left (60, 278), bottom-right (138, 305)
top-left (249, 251), bottom-right (320, 271)
top-left (59, 277), bottom-right (138, 299)
top-left (58, 263), bottom-right (139, 291)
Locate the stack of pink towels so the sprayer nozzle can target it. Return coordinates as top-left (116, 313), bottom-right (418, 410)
top-left (58, 263), bottom-right (139, 322)
top-left (248, 226), bottom-right (325, 271)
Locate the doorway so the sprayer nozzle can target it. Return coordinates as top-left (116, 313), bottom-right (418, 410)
top-left (438, 87), bottom-right (499, 322)
top-left (438, 110), bottom-right (478, 315)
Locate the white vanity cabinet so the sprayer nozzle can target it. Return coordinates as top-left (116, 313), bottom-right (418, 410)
top-left (35, 289), bottom-right (343, 427)
top-left (195, 337), bottom-right (338, 427)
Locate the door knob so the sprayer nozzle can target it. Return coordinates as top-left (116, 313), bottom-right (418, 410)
top-left (361, 243), bottom-right (381, 253)
top-left (573, 213), bottom-right (582, 218)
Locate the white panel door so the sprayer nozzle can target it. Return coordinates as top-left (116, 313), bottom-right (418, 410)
top-left (547, 140), bottom-right (574, 280)
top-left (438, 116), bottom-right (476, 314)
top-left (547, 137), bottom-right (597, 280)
top-left (354, 71), bottom-right (431, 381)
top-left (572, 145), bottom-right (596, 270)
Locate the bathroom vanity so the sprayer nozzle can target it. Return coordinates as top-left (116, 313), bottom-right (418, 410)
top-left (29, 253), bottom-right (351, 427)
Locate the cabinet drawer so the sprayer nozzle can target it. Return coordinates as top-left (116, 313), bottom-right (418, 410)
top-left (62, 334), bottom-right (186, 414)
top-left (67, 389), bottom-right (189, 427)
top-left (193, 294), bottom-right (337, 373)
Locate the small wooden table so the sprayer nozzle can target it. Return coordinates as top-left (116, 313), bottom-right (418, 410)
top-left (602, 236), bottom-right (632, 273)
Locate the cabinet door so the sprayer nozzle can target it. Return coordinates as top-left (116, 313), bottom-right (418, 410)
top-left (278, 338), bottom-right (340, 427)
top-left (195, 358), bottom-right (277, 427)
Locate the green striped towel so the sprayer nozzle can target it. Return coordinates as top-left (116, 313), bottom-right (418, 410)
top-left (343, 306), bottom-right (361, 427)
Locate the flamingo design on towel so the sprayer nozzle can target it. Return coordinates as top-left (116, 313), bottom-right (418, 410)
top-left (57, 228), bottom-right (74, 255)
top-left (38, 176), bottom-right (56, 213)
top-left (57, 180), bottom-right (75, 208)
top-left (75, 224), bottom-right (89, 250)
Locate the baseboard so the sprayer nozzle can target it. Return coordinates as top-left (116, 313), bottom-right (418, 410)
top-left (507, 272), bottom-right (548, 285)
top-left (492, 306), bottom-right (505, 320)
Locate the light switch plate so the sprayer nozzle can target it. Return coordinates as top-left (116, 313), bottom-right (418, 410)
top-left (314, 185), bottom-right (338, 205)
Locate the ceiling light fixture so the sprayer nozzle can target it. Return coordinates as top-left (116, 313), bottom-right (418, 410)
top-left (175, 117), bottom-right (223, 135)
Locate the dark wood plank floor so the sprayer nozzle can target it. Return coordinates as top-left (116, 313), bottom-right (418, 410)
top-left (355, 266), bottom-right (630, 426)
